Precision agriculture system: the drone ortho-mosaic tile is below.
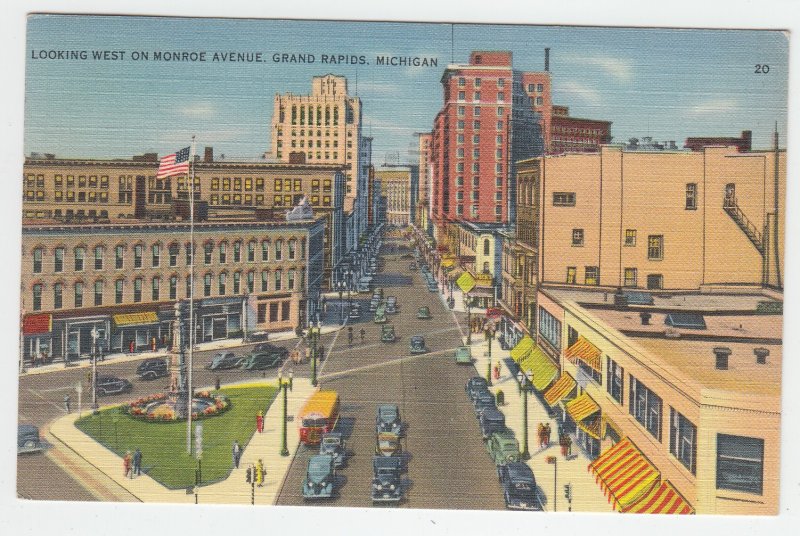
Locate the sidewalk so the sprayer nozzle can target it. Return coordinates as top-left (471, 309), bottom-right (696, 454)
top-left (47, 377), bottom-right (317, 505)
top-left (470, 336), bottom-right (611, 513)
top-left (21, 324), bottom-right (343, 378)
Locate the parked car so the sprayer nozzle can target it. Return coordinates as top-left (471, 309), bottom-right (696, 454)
top-left (374, 305), bottom-right (387, 324)
top-left (454, 346), bottom-right (472, 364)
top-left (385, 296), bottom-right (398, 314)
top-left (486, 429), bottom-right (520, 466)
top-left (408, 262), bottom-right (417, 271)
top-left (473, 391), bottom-right (498, 417)
top-left (302, 454), bottom-right (336, 500)
top-left (465, 376), bottom-right (489, 401)
top-left (427, 282), bottom-right (439, 292)
top-left (376, 432), bottom-right (402, 457)
top-left (376, 404), bottom-right (402, 435)
top-left (206, 351), bottom-right (243, 370)
top-left (371, 456), bottom-right (404, 504)
top-left (252, 343), bottom-right (289, 359)
top-left (499, 462), bottom-right (539, 510)
top-left (416, 306), bottom-right (432, 320)
top-left (17, 424), bottom-right (45, 454)
top-left (380, 325), bottom-right (397, 343)
top-left (95, 376), bottom-right (133, 396)
top-left (357, 281), bottom-right (372, 293)
top-left (136, 358), bottom-right (168, 380)
top-left (240, 351), bottom-right (284, 370)
top-left (409, 335), bottom-right (428, 354)
top-left (479, 407), bottom-right (506, 440)
top-left (319, 432), bottom-right (346, 468)
top-left (369, 296), bottom-right (382, 312)
top-left (349, 304), bottom-right (362, 319)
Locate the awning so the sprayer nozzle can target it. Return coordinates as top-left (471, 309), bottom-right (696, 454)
top-left (623, 480), bottom-right (694, 514)
top-left (23, 313), bottom-right (52, 335)
top-left (588, 437), bottom-right (660, 512)
top-left (440, 258), bottom-right (455, 268)
top-left (565, 393), bottom-right (600, 422)
top-left (565, 335), bottom-right (602, 372)
top-left (510, 335), bottom-right (534, 361)
top-left (113, 311), bottom-right (159, 327)
top-left (578, 415), bottom-right (602, 440)
top-left (543, 373), bottom-right (577, 406)
top-left (520, 345), bottom-right (559, 392)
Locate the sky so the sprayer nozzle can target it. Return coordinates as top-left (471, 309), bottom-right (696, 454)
top-left (24, 15), bottom-right (789, 162)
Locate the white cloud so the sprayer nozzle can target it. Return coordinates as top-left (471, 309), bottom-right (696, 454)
top-left (563, 54), bottom-right (634, 83)
top-left (179, 102), bottom-right (217, 118)
top-left (688, 98), bottom-right (740, 116)
top-left (559, 81), bottom-right (602, 106)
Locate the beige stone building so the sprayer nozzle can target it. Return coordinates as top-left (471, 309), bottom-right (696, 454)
top-left (374, 166), bottom-right (416, 227)
top-left (21, 218), bottom-right (325, 364)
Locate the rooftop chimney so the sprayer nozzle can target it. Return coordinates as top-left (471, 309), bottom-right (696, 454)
top-left (204, 146), bottom-right (213, 162)
top-left (754, 347), bottom-right (769, 364)
top-left (713, 347), bottom-right (732, 370)
top-left (544, 48), bottom-right (550, 72)
top-left (639, 312), bottom-right (651, 325)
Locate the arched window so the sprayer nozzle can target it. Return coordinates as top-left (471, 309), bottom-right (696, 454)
top-left (260, 270), bottom-right (269, 292)
top-left (483, 238), bottom-right (490, 256)
top-left (261, 239), bottom-right (270, 262)
top-left (218, 272), bottom-right (227, 295)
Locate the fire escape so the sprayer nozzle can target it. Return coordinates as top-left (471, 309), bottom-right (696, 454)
top-left (723, 194), bottom-right (765, 256)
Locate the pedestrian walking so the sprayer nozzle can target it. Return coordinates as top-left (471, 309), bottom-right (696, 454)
top-left (256, 411), bottom-right (264, 433)
top-left (544, 423), bottom-right (552, 447)
top-left (347, 326), bottom-right (353, 346)
top-left (245, 464), bottom-right (253, 484)
top-left (560, 433), bottom-right (572, 458)
top-left (360, 327), bottom-right (366, 344)
top-left (123, 451), bottom-right (132, 478)
top-left (232, 440), bottom-right (242, 469)
top-left (493, 362), bottom-right (501, 380)
top-left (255, 459), bottom-right (264, 487)
top-left (63, 395), bottom-right (71, 413)
top-left (537, 423), bottom-right (545, 449)
top-left (132, 447), bottom-right (142, 476)
top-left (129, 340), bottom-right (135, 354)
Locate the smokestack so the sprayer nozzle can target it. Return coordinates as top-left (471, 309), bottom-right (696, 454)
top-left (544, 48), bottom-right (550, 72)
top-left (713, 347), bottom-right (732, 370)
top-left (204, 146), bottom-right (213, 162)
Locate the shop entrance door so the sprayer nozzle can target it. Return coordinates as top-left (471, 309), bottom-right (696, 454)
top-left (213, 317), bottom-right (227, 340)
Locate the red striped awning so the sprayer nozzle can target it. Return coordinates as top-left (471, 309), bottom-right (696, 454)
top-left (23, 313), bottom-right (52, 335)
top-left (565, 393), bottom-right (600, 422)
top-left (588, 437), bottom-right (660, 512)
top-left (543, 373), bottom-right (576, 406)
top-left (565, 335), bottom-right (602, 372)
top-left (623, 480), bottom-right (694, 514)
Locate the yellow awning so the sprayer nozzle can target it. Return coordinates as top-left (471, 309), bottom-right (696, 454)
top-left (520, 345), bottom-right (559, 392)
top-left (113, 311), bottom-right (159, 326)
top-left (578, 415), bottom-right (602, 440)
top-left (509, 335), bottom-right (534, 361)
top-left (543, 373), bottom-right (577, 406)
top-left (565, 392), bottom-right (600, 422)
top-left (456, 272), bottom-right (476, 293)
top-left (623, 480), bottom-right (694, 515)
top-left (589, 437), bottom-right (661, 512)
top-left (440, 258), bottom-right (455, 268)
top-left (565, 335), bottom-right (602, 372)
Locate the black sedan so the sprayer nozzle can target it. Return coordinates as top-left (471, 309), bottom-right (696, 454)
top-left (206, 351), bottom-right (243, 370)
top-left (252, 343), bottom-right (289, 359)
top-left (95, 376), bottom-right (133, 396)
top-left (465, 376), bottom-right (489, 401)
top-left (136, 358), bottom-right (168, 380)
top-left (499, 462), bottom-right (539, 510)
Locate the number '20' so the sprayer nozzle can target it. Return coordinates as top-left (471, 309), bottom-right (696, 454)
top-left (755, 64), bottom-right (770, 74)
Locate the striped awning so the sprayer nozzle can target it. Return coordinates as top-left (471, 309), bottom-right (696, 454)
top-left (543, 373), bottom-right (577, 406)
top-left (578, 415), bottom-right (602, 440)
top-left (509, 335), bottom-right (534, 361)
top-left (113, 311), bottom-right (159, 327)
top-left (588, 437), bottom-right (660, 512)
top-left (623, 480), bottom-right (694, 514)
top-left (520, 345), bottom-right (559, 392)
top-left (565, 335), bottom-right (602, 372)
top-left (565, 393), bottom-right (600, 422)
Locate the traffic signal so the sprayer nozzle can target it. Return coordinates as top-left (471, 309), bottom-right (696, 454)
top-left (564, 483), bottom-right (572, 501)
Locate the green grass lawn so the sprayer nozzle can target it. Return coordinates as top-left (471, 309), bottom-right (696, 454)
top-left (75, 384), bottom-right (277, 490)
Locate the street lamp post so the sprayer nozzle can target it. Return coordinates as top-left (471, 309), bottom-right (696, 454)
top-left (337, 279), bottom-right (345, 325)
top-left (485, 320), bottom-right (496, 386)
top-left (90, 326), bottom-right (99, 412)
top-left (466, 294), bottom-right (472, 345)
top-left (278, 369), bottom-right (293, 456)
top-left (517, 370), bottom-right (532, 460)
top-left (310, 323), bottom-right (320, 387)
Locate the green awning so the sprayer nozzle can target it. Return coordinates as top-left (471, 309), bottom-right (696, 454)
top-left (510, 335), bottom-right (534, 361)
top-left (520, 344), bottom-right (559, 392)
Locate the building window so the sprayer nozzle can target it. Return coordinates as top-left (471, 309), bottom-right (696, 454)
top-left (483, 238), bottom-right (490, 255)
top-left (685, 183), bottom-right (698, 210)
top-left (566, 266), bottom-right (576, 284)
top-left (32, 247), bottom-right (43, 273)
top-left (133, 278), bottom-right (142, 303)
top-left (204, 243), bottom-right (213, 265)
top-left (218, 273), bottom-right (227, 295)
top-left (151, 277), bottom-right (160, 301)
top-left (572, 229), bottom-right (584, 246)
top-left (32, 283), bottom-right (43, 311)
top-left (204, 274), bottom-right (212, 297)
top-left (716, 434), bottom-right (764, 495)
top-left (288, 239), bottom-right (296, 260)
top-left (669, 408), bottom-right (697, 474)
top-left (74, 282), bottom-right (84, 307)
top-left (538, 306), bottom-right (562, 351)
top-left (261, 270), bottom-right (269, 292)
top-left (262, 240), bottom-right (270, 261)
top-left (553, 192), bottom-right (576, 206)
top-left (93, 246), bottom-right (104, 270)
top-left (275, 239), bottom-right (283, 261)
top-left (133, 245), bottom-right (143, 269)
top-left (288, 269), bottom-right (295, 290)
top-left (458, 77), bottom-right (465, 86)
top-left (624, 268), bottom-right (638, 287)
top-left (629, 377), bottom-right (662, 441)
top-left (54, 247), bottom-right (64, 273)
top-left (169, 276), bottom-right (177, 300)
top-left (233, 271), bottom-right (241, 294)
top-left (114, 245), bottom-right (124, 269)
top-left (458, 91), bottom-right (465, 101)
top-left (606, 357), bottom-right (624, 404)
top-left (219, 242), bottom-right (227, 264)
top-left (151, 244), bottom-right (160, 267)
top-left (94, 280), bottom-right (103, 306)
top-left (233, 241), bottom-right (241, 262)
top-left (185, 243), bottom-right (193, 266)
top-left (53, 283), bottom-right (63, 309)
top-left (648, 235), bottom-right (664, 260)
top-left (74, 247), bottom-right (85, 271)
top-left (585, 266), bottom-right (599, 285)
top-left (247, 271), bottom-right (255, 293)
top-left (274, 269), bottom-right (282, 291)
top-left (624, 229), bottom-right (636, 247)
top-left (247, 241), bottom-right (256, 262)
top-left (169, 244), bottom-right (179, 267)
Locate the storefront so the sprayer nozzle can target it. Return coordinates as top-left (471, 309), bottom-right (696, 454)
top-left (23, 313), bottom-right (53, 365)
top-left (112, 311), bottom-right (160, 352)
top-left (564, 393), bottom-right (602, 459)
top-left (199, 297), bottom-right (243, 342)
top-left (499, 317), bottom-right (525, 351)
top-left (63, 315), bottom-right (110, 360)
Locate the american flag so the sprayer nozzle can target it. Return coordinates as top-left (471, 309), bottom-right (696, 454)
top-left (156, 146), bottom-right (191, 178)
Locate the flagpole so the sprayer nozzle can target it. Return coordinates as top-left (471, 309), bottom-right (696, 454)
top-left (187, 136), bottom-right (196, 455)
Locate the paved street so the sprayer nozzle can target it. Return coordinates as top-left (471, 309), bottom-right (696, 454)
top-left (275, 240), bottom-right (506, 509)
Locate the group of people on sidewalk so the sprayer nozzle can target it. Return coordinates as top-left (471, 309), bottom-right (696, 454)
top-left (537, 422), bottom-right (573, 458)
top-left (122, 448), bottom-right (143, 478)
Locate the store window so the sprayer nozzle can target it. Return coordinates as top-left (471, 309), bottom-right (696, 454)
top-left (716, 434), bottom-right (763, 495)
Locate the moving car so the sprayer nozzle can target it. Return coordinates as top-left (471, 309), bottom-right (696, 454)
top-left (136, 358), bottom-right (168, 380)
top-left (409, 335), bottom-right (428, 354)
top-left (95, 376), bottom-right (133, 396)
top-left (252, 343), bottom-right (290, 359)
top-left (486, 429), bottom-right (520, 466)
top-left (374, 305), bottom-right (387, 324)
top-left (319, 432), bottom-right (346, 468)
top-left (427, 281), bottom-right (439, 292)
top-left (376, 432), bottom-right (402, 457)
top-left (416, 306), bottom-right (432, 320)
top-left (385, 296), bottom-right (398, 314)
top-left (240, 351), bottom-right (284, 370)
top-left (380, 325), bottom-right (397, 343)
top-left (206, 351), bottom-right (243, 370)
top-left (17, 424), bottom-right (45, 455)
top-left (376, 404), bottom-right (402, 435)
top-left (454, 346), bottom-right (472, 364)
top-left (369, 296), bottom-right (382, 312)
top-left (473, 391), bottom-right (498, 417)
top-left (371, 456), bottom-right (403, 504)
top-left (302, 455), bottom-right (336, 500)
top-left (499, 462), bottom-right (539, 510)
top-left (465, 376), bottom-right (489, 401)
top-left (357, 280), bottom-right (372, 293)
top-left (479, 407), bottom-right (506, 440)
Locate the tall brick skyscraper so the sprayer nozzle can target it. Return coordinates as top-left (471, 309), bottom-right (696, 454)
top-left (430, 51), bottom-right (546, 228)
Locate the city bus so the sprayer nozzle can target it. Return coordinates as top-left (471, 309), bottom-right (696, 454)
top-left (298, 390), bottom-right (340, 446)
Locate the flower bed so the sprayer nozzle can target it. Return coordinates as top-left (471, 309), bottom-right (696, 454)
top-left (126, 391), bottom-right (231, 422)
